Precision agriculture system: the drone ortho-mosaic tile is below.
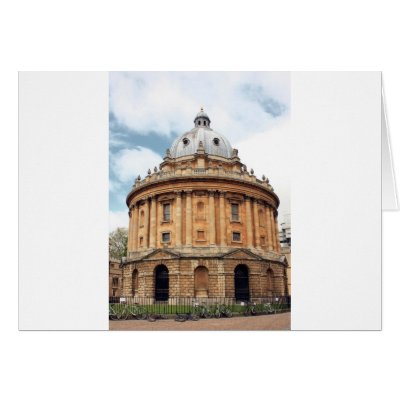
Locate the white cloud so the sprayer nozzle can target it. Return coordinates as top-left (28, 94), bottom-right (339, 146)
top-left (109, 210), bottom-right (129, 232)
top-left (234, 116), bottom-right (291, 225)
top-left (111, 146), bottom-right (163, 184)
top-left (109, 179), bottom-right (122, 193)
top-left (109, 72), bottom-right (290, 142)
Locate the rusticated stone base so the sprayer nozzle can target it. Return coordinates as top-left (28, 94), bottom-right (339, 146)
top-left (121, 247), bottom-right (289, 299)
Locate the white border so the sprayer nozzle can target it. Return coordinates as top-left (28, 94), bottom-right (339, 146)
top-left (19, 72), bottom-right (109, 330)
top-left (291, 72), bottom-right (381, 329)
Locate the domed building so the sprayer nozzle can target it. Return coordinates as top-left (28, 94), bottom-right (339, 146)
top-left (121, 109), bottom-right (289, 301)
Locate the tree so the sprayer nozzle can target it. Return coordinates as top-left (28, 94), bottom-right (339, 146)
top-left (109, 227), bottom-right (128, 260)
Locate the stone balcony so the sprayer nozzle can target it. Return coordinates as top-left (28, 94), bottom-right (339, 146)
top-left (132, 166), bottom-right (274, 192)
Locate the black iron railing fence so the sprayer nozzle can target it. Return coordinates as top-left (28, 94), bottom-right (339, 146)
top-left (109, 296), bottom-right (291, 315)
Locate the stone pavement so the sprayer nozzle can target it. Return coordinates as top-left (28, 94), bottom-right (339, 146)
top-left (109, 312), bottom-right (290, 331)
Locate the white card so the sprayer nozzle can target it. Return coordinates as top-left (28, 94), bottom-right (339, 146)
top-left (18, 72), bottom-right (396, 330)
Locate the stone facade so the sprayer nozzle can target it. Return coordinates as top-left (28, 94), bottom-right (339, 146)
top-left (122, 109), bottom-right (289, 301)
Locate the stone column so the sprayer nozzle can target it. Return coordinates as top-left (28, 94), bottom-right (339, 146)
top-left (274, 212), bottom-right (281, 253)
top-left (132, 204), bottom-right (139, 251)
top-left (209, 190), bottom-right (216, 245)
top-left (265, 206), bottom-right (273, 251)
top-left (143, 198), bottom-right (149, 248)
top-left (185, 190), bottom-right (192, 246)
top-left (253, 199), bottom-right (261, 248)
top-left (156, 201), bottom-right (162, 248)
top-left (219, 191), bottom-right (226, 246)
top-left (149, 196), bottom-right (157, 248)
top-left (270, 209), bottom-right (277, 251)
top-left (270, 210), bottom-right (277, 251)
top-left (245, 196), bottom-right (253, 247)
top-left (127, 209), bottom-right (133, 252)
top-left (175, 191), bottom-right (182, 247)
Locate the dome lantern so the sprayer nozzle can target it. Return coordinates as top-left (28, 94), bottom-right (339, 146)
top-left (194, 107), bottom-right (211, 128)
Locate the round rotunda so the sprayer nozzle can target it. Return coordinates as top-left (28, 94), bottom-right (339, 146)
top-left (122, 109), bottom-right (289, 301)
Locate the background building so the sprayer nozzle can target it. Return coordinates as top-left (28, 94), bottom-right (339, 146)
top-left (122, 109), bottom-right (289, 301)
top-left (279, 213), bottom-right (291, 248)
top-left (109, 259), bottom-right (122, 297)
top-left (278, 214), bottom-right (291, 294)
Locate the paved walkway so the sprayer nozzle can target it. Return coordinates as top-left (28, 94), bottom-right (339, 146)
top-left (109, 312), bottom-right (290, 331)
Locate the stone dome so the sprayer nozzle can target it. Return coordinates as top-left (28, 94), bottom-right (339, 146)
top-left (170, 109), bottom-right (233, 159)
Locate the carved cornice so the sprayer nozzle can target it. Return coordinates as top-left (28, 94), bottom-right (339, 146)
top-left (126, 172), bottom-right (280, 206)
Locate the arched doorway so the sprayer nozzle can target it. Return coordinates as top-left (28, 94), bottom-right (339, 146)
top-left (154, 265), bottom-right (169, 301)
top-left (194, 266), bottom-right (209, 297)
top-left (132, 269), bottom-right (138, 296)
top-left (235, 264), bottom-right (250, 301)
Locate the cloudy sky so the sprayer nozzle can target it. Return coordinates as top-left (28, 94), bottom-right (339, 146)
top-left (109, 72), bottom-right (291, 231)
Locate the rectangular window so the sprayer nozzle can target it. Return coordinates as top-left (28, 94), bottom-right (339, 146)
top-left (139, 237), bottom-right (143, 247)
top-left (260, 236), bottom-right (266, 245)
top-left (162, 232), bottom-right (171, 242)
top-left (163, 203), bottom-right (171, 221)
top-left (232, 232), bottom-right (241, 242)
top-left (112, 277), bottom-right (119, 287)
top-left (197, 230), bottom-right (205, 240)
top-left (231, 203), bottom-right (239, 221)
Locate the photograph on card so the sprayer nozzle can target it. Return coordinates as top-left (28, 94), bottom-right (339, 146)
top-left (108, 72), bottom-right (291, 330)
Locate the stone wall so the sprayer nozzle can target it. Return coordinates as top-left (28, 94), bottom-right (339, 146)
top-left (121, 257), bottom-right (288, 300)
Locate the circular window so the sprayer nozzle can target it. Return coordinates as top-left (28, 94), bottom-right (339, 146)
top-left (182, 138), bottom-right (190, 146)
top-left (213, 138), bottom-right (220, 146)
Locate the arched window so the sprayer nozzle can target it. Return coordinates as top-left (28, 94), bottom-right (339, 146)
top-left (231, 203), bottom-right (239, 221)
top-left (154, 265), bottom-right (169, 301)
top-left (235, 264), bottom-right (250, 301)
top-left (132, 269), bottom-right (138, 296)
top-left (162, 203), bottom-right (171, 221)
top-left (194, 266), bottom-right (209, 297)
